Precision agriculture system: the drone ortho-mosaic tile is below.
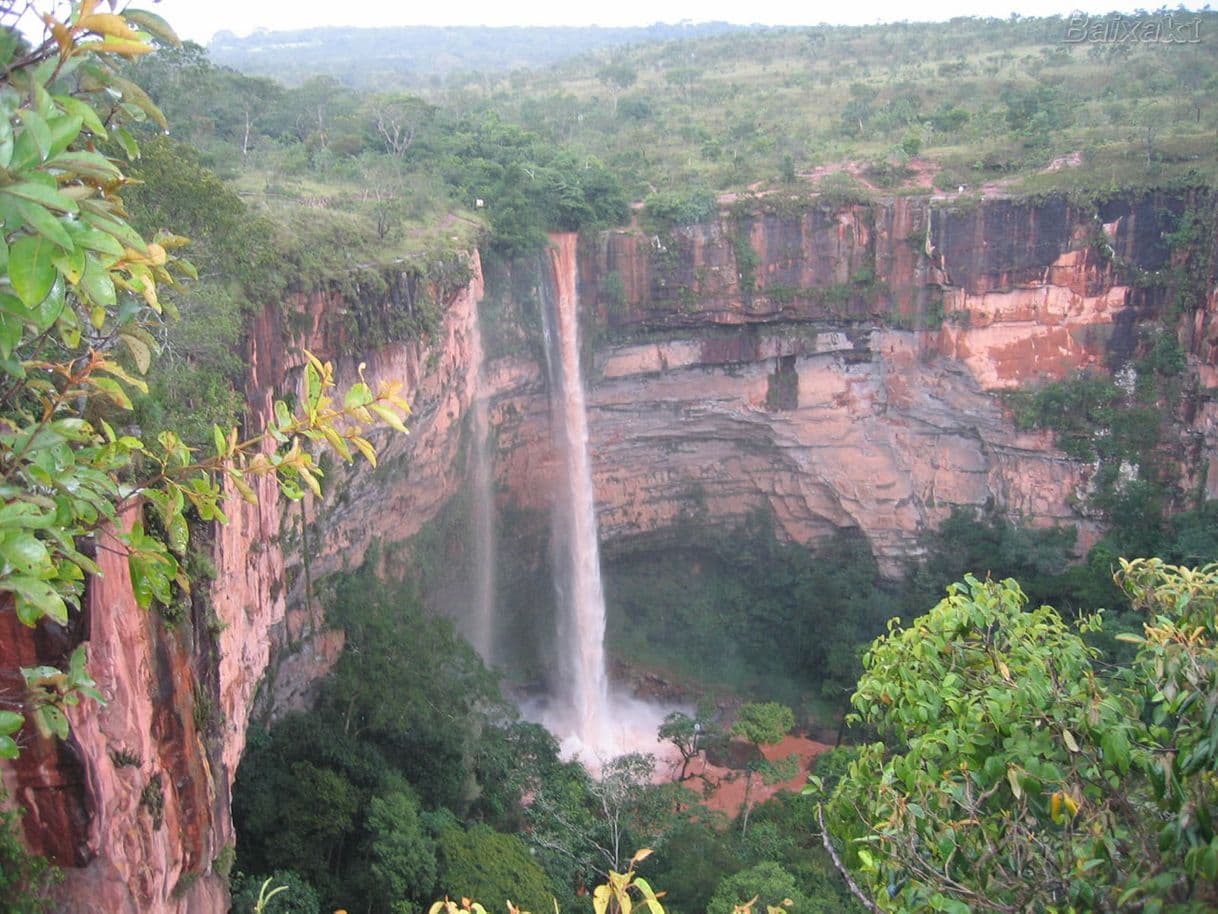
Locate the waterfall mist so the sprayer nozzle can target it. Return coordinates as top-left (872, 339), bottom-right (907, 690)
top-left (466, 301), bottom-right (496, 665)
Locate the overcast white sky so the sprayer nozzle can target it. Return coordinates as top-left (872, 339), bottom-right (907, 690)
top-left (136, 1), bottom-right (1175, 44)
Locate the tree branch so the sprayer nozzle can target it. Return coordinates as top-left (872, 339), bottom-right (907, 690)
top-left (817, 804), bottom-right (882, 914)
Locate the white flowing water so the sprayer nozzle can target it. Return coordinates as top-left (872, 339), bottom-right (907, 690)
top-left (539, 233), bottom-right (612, 753)
top-left (467, 303), bottom-right (496, 664)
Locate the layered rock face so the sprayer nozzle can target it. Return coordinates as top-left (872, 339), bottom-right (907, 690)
top-left (494, 192), bottom-right (1215, 571)
top-left (3, 191), bottom-right (1215, 912)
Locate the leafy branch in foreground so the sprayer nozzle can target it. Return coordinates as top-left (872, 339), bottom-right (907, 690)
top-left (0, 3), bottom-right (411, 758)
top-left (816, 561), bottom-right (1218, 913)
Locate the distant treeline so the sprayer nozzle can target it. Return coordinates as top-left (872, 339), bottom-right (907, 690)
top-left (209, 22), bottom-right (754, 86)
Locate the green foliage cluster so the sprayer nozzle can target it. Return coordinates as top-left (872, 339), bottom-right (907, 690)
top-left (902, 508), bottom-right (1083, 612)
top-left (1006, 252), bottom-right (1209, 539)
top-left (122, 135), bottom-right (267, 444)
top-left (641, 187), bottom-right (719, 232)
top-left (1009, 370), bottom-right (1140, 461)
top-left (230, 870), bottom-right (320, 914)
top-left (436, 824), bottom-right (555, 913)
top-left (649, 792), bottom-right (863, 914)
top-left (901, 503), bottom-right (1218, 672)
top-left (707, 862), bottom-right (810, 914)
top-left (0, 791), bottom-right (58, 914)
top-left (129, 47), bottom-right (630, 261)
top-left (821, 561), bottom-right (1218, 913)
top-left (232, 562), bottom-right (571, 912)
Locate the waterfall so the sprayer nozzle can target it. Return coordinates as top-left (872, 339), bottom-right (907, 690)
top-left (467, 304), bottom-right (496, 665)
top-left (540, 233), bottom-right (611, 752)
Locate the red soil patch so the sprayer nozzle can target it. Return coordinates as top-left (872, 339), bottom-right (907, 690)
top-left (669, 734), bottom-right (833, 815)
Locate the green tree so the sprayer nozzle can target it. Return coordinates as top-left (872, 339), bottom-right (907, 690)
top-left (237, 759), bottom-right (360, 898)
top-left (322, 569), bottom-right (506, 814)
top-left (706, 862), bottom-right (811, 914)
top-left (229, 871), bottom-right (320, 914)
top-left (1115, 559), bottom-right (1218, 907)
top-left (435, 824), bottom-right (557, 914)
top-left (731, 703), bottom-right (795, 835)
top-left (365, 786), bottom-right (439, 912)
top-left (648, 818), bottom-right (739, 914)
top-left (367, 93), bottom-right (435, 158)
top-left (820, 565), bottom-right (1218, 913)
top-left (596, 62), bottom-right (637, 114)
top-left (658, 703), bottom-right (721, 784)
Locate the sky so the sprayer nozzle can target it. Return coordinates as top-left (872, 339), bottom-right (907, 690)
top-left (132, 1), bottom-right (1171, 44)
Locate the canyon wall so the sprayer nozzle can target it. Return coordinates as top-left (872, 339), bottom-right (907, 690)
top-left (492, 191), bottom-right (1216, 570)
top-left (2, 190), bottom-right (1215, 912)
top-left (0, 258), bottom-right (490, 913)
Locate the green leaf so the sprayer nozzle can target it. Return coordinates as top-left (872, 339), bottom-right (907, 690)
top-left (54, 95), bottom-right (108, 139)
top-left (0, 312), bottom-right (20, 359)
top-left (167, 513), bottom-right (188, 555)
top-left (14, 198), bottom-right (72, 250)
top-left (2, 532), bottom-right (50, 572)
top-left (107, 76), bottom-right (168, 131)
top-left (71, 224), bottom-right (125, 257)
top-left (1, 180), bottom-right (79, 213)
top-left (44, 113), bottom-right (83, 160)
top-left (0, 118), bottom-right (12, 169)
top-left (0, 709), bottom-right (23, 735)
top-left (51, 242), bottom-right (86, 284)
top-left (80, 200), bottom-right (146, 250)
top-left (112, 127), bottom-right (139, 161)
top-left (343, 382), bottom-right (373, 409)
top-left (370, 403), bottom-right (409, 433)
top-left (17, 108), bottom-right (51, 161)
top-left (3, 575), bottom-right (68, 626)
top-left (8, 233), bottom-right (56, 307)
top-left (0, 355), bottom-right (26, 378)
top-left (33, 274), bottom-right (65, 330)
top-left (55, 299), bottom-right (80, 348)
top-left (89, 376), bottom-right (133, 411)
top-left (47, 151), bottom-right (121, 183)
top-left (0, 735), bottom-right (17, 759)
top-left (78, 255), bottom-right (116, 309)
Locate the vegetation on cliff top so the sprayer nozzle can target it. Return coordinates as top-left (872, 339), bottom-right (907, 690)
top-left (199, 14), bottom-right (1218, 207)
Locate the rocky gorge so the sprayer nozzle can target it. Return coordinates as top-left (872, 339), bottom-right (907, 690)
top-left (2, 189), bottom-right (1216, 912)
